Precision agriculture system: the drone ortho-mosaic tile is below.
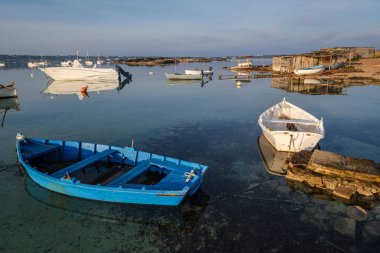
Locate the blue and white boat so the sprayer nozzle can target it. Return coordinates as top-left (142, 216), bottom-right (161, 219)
top-left (16, 134), bottom-right (209, 206)
top-left (293, 65), bottom-right (325, 75)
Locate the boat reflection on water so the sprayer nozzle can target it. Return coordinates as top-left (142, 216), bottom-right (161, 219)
top-left (0, 97), bottom-right (20, 127)
top-left (25, 175), bottom-right (208, 229)
top-left (43, 74), bottom-right (132, 100)
top-left (166, 75), bottom-right (212, 87)
top-left (272, 78), bottom-right (347, 95)
top-left (257, 134), bottom-right (288, 176)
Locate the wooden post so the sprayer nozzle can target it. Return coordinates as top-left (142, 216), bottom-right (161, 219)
top-left (349, 52), bottom-right (352, 67)
top-left (329, 52), bottom-right (333, 70)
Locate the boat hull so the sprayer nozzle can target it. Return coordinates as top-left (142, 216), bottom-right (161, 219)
top-left (16, 137), bottom-right (208, 206)
top-left (294, 66), bottom-right (325, 75)
top-left (0, 85), bottom-right (17, 99)
top-left (184, 70), bottom-right (213, 75)
top-left (261, 129), bottom-right (322, 152)
top-left (258, 99), bottom-right (324, 152)
top-left (40, 67), bottom-right (119, 81)
top-left (165, 73), bottom-right (202, 80)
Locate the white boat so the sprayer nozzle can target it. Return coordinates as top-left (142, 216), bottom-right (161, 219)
top-left (238, 61), bottom-right (252, 68)
top-left (0, 62), bottom-right (5, 67)
top-left (37, 61), bottom-right (47, 67)
top-left (184, 68), bottom-right (213, 75)
top-left (27, 62), bottom-right (39, 68)
top-left (85, 60), bottom-right (94, 66)
top-left (85, 52), bottom-right (93, 66)
top-left (96, 55), bottom-right (104, 65)
top-left (60, 60), bottom-right (73, 67)
top-left (294, 65), bottom-right (325, 75)
top-left (165, 73), bottom-right (203, 80)
top-left (258, 98), bottom-right (324, 152)
top-left (43, 79), bottom-right (120, 100)
top-left (39, 60), bottom-right (119, 81)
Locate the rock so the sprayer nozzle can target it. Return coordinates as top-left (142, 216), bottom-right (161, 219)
top-left (362, 221), bottom-right (380, 239)
top-left (356, 184), bottom-right (375, 197)
top-left (322, 177), bottom-right (339, 190)
top-left (305, 174), bottom-right (324, 188)
top-left (290, 203), bottom-right (303, 212)
top-left (334, 217), bottom-right (356, 239)
top-left (346, 206), bottom-right (368, 221)
top-left (292, 191), bottom-right (310, 205)
top-left (276, 185), bottom-right (292, 194)
top-left (332, 185), bottom-right (357, 203)
top-left (325, 203), bottom-right (347, 215)
top-left (247, 182), bottom-right (261, 189)
top-left (263, 179), bottom-right (279, 190)
top-left (375, 214), bottom-right (380, 220)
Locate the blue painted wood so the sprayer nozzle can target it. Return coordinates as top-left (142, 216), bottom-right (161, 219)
top-left (51, 149), bottom-right (118, 178)
top-left (21, 140), bottom-right (59, 160)
top-left (107, 160), bottom-right (151, 187)
top-left (16, 134), bottom-right (209, 206)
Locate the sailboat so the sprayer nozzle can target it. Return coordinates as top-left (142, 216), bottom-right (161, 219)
top-left (85, 52), bottom-right (93, 66)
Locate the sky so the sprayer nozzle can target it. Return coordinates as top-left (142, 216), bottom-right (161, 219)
top-left (0, 0), bottom-right (379, 56)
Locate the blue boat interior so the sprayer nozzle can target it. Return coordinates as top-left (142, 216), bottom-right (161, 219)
top-left (20, 138), bottom-right (206, 191)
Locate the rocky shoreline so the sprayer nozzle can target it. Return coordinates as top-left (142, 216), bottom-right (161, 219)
top-left (285, 150), bottom-right (380, 207)
top-left (111, 57), bottom-right (226, 66)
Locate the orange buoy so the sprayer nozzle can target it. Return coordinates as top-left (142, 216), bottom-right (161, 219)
top-left (81, 86), bottom-right (88, 92)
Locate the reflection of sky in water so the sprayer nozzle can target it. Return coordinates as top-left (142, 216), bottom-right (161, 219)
top-left (1, 61), bottom-right (380, 252)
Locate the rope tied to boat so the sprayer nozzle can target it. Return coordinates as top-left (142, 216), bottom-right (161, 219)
top-left (288, 134), bottom-right (296, 157)
top-left (184, 170), bottom-right (197, 182)
top-left (16, 133), bottom-right (25, 141)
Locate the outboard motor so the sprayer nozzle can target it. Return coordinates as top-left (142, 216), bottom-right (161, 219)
top-left (115, 65), bottom-right (132, 81)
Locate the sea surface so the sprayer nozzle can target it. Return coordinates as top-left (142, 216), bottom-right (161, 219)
top-left (1, 58), bottom-right (380, 252)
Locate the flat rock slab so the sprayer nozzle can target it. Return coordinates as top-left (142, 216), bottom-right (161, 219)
top-left (290, 150), bottom-right (380, 183)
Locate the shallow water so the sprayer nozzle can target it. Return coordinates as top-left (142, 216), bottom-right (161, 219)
top-left (1, 59), bottom-right (380, 252)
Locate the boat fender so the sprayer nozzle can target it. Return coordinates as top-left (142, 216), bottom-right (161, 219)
top-left (81, 86), bottom-right (88, 93)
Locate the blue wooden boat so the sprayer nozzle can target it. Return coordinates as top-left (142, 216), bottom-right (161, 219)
top-left (328, 62), bottom-right (345, 70)
top-left (16, 134), bottom-right (209, 206)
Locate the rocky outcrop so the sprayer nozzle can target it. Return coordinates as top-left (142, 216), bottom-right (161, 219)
top-left (286, 150), bottom-right (380, 206)
top-left (112, 57), bottom-right (226, 66)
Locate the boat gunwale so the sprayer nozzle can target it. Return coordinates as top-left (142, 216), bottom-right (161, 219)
top-left (258, 100), bottom-right (324, 137)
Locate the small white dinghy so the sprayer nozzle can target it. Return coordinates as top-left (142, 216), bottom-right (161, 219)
top-left (184, 68), bottom-right (213, 75)
top-left (165, 73), bottom-right (203, 80)
top-left (258, 98), bottom-right (324, 152)
top-left (294, 65), bottom-right (324, 75)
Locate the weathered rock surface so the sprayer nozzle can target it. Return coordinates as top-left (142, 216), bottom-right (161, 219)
top-left (334, 217), bottom-right (356, 239)
top-left (362, 221), bottom-right (380, 239)
top-left (346, 206), bottom-right (368, 221)
top-left (286, 149), bottom-right (380, 207)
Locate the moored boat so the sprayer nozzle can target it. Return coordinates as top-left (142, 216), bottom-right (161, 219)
top-left (16, 134), bottom-right (209, 206)
top-left (0, 82), bottom-right (17, 99)
top-left (184, 68), bottom-right (213, 75)
top-left (60, 60), bottom-right (73, 67)
top-left (328, 62), bottom-right (345, 70)
top-left (27, 61), bottom-right (39, 68)
top-left (258, 98), bottom-right (324, 152)
top-left (39, 60), bottom-right (128, 81)
top-left (293, 65), bottom-right (324, 75)
top-left (165, 73), bottom-right (203, 80)
top-left (0, 62), bottom-right (5, 67)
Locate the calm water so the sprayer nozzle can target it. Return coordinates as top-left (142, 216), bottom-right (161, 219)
top-left (1, 59), bottom-right (380, 252)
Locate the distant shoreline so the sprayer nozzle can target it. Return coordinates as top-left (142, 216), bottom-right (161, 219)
top-left (111, 57), bottom-right (227, 66)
